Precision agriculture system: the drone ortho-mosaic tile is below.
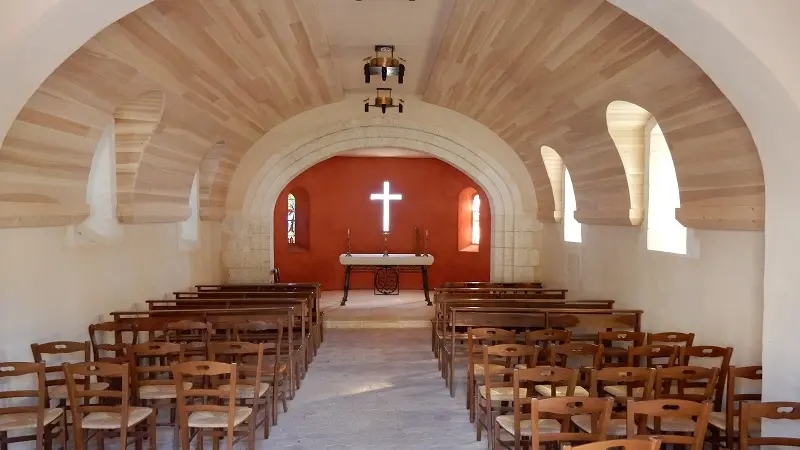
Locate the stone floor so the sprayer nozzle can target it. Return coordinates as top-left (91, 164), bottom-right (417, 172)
top-left (321, 290), bottom-right (432, 328)
top-left (256, 328), bottom-right (483, 449)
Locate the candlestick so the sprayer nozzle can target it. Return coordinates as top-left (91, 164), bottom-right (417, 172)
top-left (424, 229), bottom-right (429, 256)
top-left (346, 229), bottom-right (352, 256)
top-left (382, 231), bottom-right (390, 257)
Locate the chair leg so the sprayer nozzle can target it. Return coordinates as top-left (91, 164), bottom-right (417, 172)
top-left (264, 397), bottom-right (271, 439)
top-left (1, 431), bottom-right (8, 450)
top-left (148, 412), bottom-right (157, 450)
top-left (180, 423), bottom-right (191, 450)
top-left (57, 415), bottom-right (67, 450)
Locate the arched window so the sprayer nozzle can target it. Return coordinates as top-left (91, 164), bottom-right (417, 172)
top-left (458, 187), bottom-right (480, 252)
top-left (179, 171), bottom-right (200, 249)
top-left (287, 193), bottom-right (296, 244)
top-left (286, 188), bottom-right (309, 249)
top-left (471, 194), bottom-right (481, 245)
top-left (563, 168), bottom-right (582, 243)
top-left (646, 121), bottom-right (687, 254)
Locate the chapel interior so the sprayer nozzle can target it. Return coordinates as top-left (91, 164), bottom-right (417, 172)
top-left (0, 0), bottom-right (798, 449)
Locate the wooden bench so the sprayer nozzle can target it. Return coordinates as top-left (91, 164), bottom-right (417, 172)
top-left (434, 287), bottom-right (568, 301)
top-left (440, 281), bottom-right (544, 289)
top-left (189, 283), bottom-right (324, 349)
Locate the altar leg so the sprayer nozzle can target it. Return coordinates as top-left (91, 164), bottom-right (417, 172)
top-left (340, 266), bottom-right (352, 306)
top-left (421, 265), bottom-right (432, 306)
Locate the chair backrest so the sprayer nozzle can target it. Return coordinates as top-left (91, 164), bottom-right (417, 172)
top-left (164, 320), bottom-right (212, 358)
top-left (590, 367), bottom-right (656, 409)
top-left (626, 398), bottom-right (711, 449)
top-left (680, 345), bottom-right (733, 409)
top-left (647, 332), bottom-right (694, 347)
top-left (208, 341), bottom-right (264, 397)
top-left (654, 365), bottom-right (719, 402)
top-left (64, 361), bottom-right (132, 445)
top-left (598, 331), bottom-right (645, 348)
top-left (516, 366), bottom-right (579, 398)
top-left (724, 365), bottom-right (762, 437)
top-left (89, 321), bottom-right (138, 363)
top-left (525, 329), bottom-right (572, 346)
top-left (740, 401), bottom-right (800, 448)
top-left (172, 360), bottom-right (240, 447)
top-left (530, 396), bottom-right (613, 447)
top-left (626, 345), bottom-right (678, 368)
top-left (0, 362), bottom-right (48, 445)
top-left (128, 342), bottom-right (185, 402)
top-left (567, 438), bottom-right (661, 450)
top-left (233, 320), bottom-right (284, 377)
top-left (468, 328), bottom-right (516, 375)
top-left (549, 343), bottom-right (603, 369)
top-left (31, 341), bottom-right (91, 394)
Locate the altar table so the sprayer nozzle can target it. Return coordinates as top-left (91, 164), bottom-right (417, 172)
top-left (339, 253), bottom-right (435, 306)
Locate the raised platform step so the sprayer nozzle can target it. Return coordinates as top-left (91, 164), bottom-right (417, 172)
top-left (321, 289), bottom-right (432, 329)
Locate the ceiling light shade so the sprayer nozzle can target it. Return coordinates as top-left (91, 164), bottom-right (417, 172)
top-left (364, 88), bottom-right (404, 114)
top-left (364, 45), bottom-right (405, 83)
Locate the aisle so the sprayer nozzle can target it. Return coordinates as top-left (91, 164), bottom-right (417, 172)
top-left (260, 329), bottom-right (484, 449)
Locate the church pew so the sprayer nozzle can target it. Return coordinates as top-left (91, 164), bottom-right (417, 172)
top-left (439, 281), bottom-right (544, 289)
top-left (179, 288), bottom-right (323, 352)
top-left (192, 283), bottom-right (323, 347)
top-left (431, 297), bottom-right (614, 354)
top-left (146, 299), bottom-right (312, 373)
top-left (434, 287), bottom-right (568, 301)
top-left (442, 306), bottom-right (643, 396)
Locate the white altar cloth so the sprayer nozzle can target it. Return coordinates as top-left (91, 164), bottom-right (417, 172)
top-left (339, 253), bottom-right (434, 266)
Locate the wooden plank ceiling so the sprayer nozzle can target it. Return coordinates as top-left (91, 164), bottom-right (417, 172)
top-left (0, 0), bottom-right (764, 230)
top-left (424, 0), bottom-right (764, 230)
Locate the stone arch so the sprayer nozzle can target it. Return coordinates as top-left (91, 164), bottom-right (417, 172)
top-left (113, 90), bottom-right (165, 222)
top-left (224, 113), bottom-right (539, 284)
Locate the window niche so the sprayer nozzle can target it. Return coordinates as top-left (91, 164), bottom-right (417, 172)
top-left (645, 119), bottom-right (687, 255)
top-left (287, 188), bottom-right (309, 251)
top-left (458, 187), bottom-right (480, 252)
top-left (178, 171), bottom-right (200, 251)
top-left (66, 121), bottom-right (123, 246)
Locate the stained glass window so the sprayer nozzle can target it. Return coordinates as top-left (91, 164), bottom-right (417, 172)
top-left (471, 194), bottom-right (481, 245)
top-left (287, 193), bottom-right (296, 244)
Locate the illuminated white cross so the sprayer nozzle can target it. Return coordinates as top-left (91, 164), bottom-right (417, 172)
top-left (370, 181), bottom-right (402, 232)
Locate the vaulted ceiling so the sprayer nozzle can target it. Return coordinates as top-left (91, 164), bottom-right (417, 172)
top-left (0, 0), bottom-right (764, 230)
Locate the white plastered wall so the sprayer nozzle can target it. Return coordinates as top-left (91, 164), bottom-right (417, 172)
top-left (224, 95), bottom-right (541, 284)
top-left (0, 0), bottom-right (799, 435)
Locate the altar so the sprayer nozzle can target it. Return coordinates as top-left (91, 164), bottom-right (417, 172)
top-left (339, 253), bottom-right (435, 306)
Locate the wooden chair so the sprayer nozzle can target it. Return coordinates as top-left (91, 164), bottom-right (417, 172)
top-left (647, 332), bottom-right (694, 348)
top-left (547, 343), bottom-right (604, 396)
top-left (651, 365), bottom-right (718, 434)
top-left (234, 320), bottom-right (289, 425)
top-left (576, 367), bottom-right (656, 436)
top-left (163, 320), bottom-right (212, 360)
top-left (89, 321), bottom-right (138, 363)
top-left (626, 398), bottom-right (711, 450)
top-left (0, 362), bottom-right (67, 450)
top-left (489, 366), bottom-right (578, 450)
top-left (626, 345), bottom-right (679, 369)
top-left (598, 331), bottom-right (646, 367)
top-left (63, 361), bottom-right (155, 450)
top-left (208, 341), bottom-right (269, 439)
top-left (128, 341), bottom-right (186, 442)
top-left (172, 361), bottom-right (254, 450)
top-left (524, 329), bottom-right (572, 355)
top-left (475, 344), bottom-right (542, 442)
top-left (707, 365), bottom-right (762, 450)
top-left (739, 401), bottom-right (800, 448)
top-left (680, 345), bottom-right (733, 410)
top-left (565, 438), bottom-right (662, 450)
top-left (466, 328), bottom-right (516, 421)
top-left (234, 318), bottom-right (297, 402)
top-left (31, 341), bottom-right (107, 403)
top-left (494, 394), bottom-right (613, 450)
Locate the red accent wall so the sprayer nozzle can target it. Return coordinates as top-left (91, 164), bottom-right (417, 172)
top-left (274, 156), bottom-right (491, 290)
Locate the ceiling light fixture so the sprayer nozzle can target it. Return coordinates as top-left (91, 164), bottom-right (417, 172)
top-left (364, 45), bottom-right (405, 83)
top-left (364, 88), bottom-right (404, 114)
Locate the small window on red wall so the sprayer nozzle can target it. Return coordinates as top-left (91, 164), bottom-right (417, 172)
top-left (458, 187), bottom-right (480, 252)
top-left (287, 189), bottom-right (309, 250)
